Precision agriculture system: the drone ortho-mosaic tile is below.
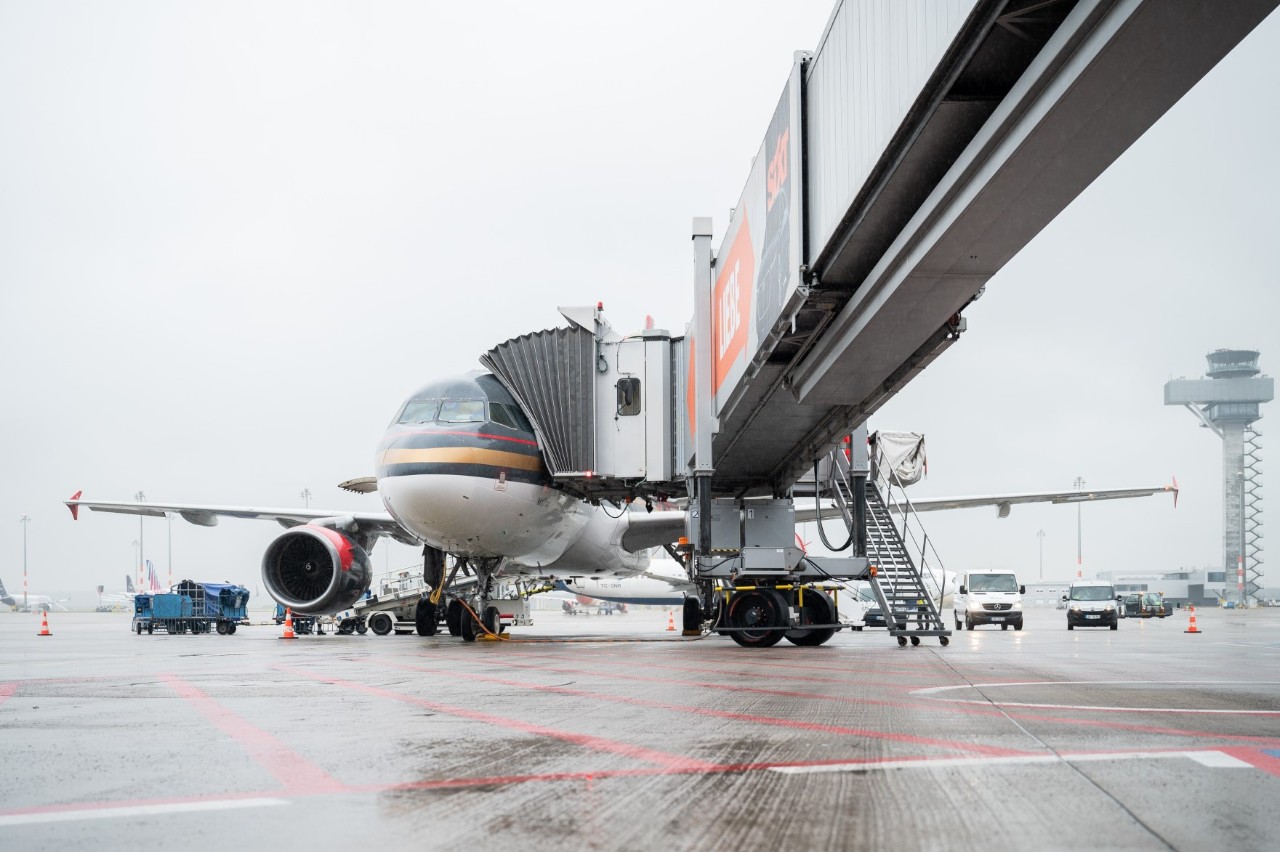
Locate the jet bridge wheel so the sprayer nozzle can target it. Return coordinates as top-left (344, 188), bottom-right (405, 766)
top-left (415, 598), bottom-right (438, 637)
top-left (785, 589), bottom-right (838, 647)
top-left (726, 589), bottom-right (788, 648)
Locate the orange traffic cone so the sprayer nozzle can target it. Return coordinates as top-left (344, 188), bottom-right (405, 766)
top-left (280, 608), bottom-right (296, 639)
top-left (37, 609), bottom-right (52, 637)
top-left (666, 610), bottom-right (676, 632)
top-left (1184, 605), bottom-right (1201, 634)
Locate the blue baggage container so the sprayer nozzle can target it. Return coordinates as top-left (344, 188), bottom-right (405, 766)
top-left (152, 593), bottom-right (190, 619)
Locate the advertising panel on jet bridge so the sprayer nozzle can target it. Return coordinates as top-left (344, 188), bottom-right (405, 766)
top-left (710, 59), bottom-right (805, 418)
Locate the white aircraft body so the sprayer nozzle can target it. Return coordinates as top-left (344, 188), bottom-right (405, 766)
top-left (0, 577), bottom-right (68, 612)
top-left (66, 369), bottom-right (1177, 644)
top-left (96, 575), bottom-right (136, 609)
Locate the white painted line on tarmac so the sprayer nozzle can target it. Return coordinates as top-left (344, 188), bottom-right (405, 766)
top-left (769, 750), bottom-right (1251, 776)
top-left (912, 681), bottom-right (1280, 715)
top-left (0, 797), bottom-right (289, 827)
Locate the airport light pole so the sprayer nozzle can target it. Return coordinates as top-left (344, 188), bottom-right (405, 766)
top-left (1037, 529), bottom-right (1046, 581)
top-left (135, 491), bottom-right (146, 591)
top-left (132, 539), bottom-right (139, 590)
top-left (1073, 476), bottom-right (1085, 579)
top-left (300, 488), bottom-right (311, 509)
top-left (20, 514), bottom-right (30, 610)
top-left (167, 513), bottom-right (173, 590)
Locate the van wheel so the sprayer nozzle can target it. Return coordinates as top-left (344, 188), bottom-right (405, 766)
top-left (1067, 624), bottom-right (1074, 631)
top-left (1014, 621), bottom-right (1023, 631)
top-left (1110, 622), bottom-right (1118, 630)
top-left (1001, 624), bottom-right (1008, 631)
top-left (954, 617), bottom-right (962, 630)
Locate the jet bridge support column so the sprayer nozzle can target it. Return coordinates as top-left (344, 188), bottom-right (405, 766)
top-left (690, 217), bottom-right (716, 632)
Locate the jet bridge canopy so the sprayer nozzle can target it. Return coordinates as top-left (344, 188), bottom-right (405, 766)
top-left (482, 0), bottom-right (1277, 503)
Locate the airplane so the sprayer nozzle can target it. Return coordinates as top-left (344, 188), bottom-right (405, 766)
top-left (0, 577), bottom-right (69, 612)
top-left (96, 575), bottom-right (136, 610)
top-left (64, 367), bottom-right (1177, 647)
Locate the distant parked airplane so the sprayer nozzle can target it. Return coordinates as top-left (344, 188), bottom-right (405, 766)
top-left (0, 577), bottom-right (68, 612)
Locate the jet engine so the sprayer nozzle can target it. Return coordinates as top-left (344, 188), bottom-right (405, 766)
top-left (262, 525), bottom-right (373, 614)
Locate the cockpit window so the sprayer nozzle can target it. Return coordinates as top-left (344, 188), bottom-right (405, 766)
top-left (397, 399), bottom-right (441, 424)
top-left (489, 401), bottom-right (534, 433)
top-left (438, 399), bottom-right (486, 423)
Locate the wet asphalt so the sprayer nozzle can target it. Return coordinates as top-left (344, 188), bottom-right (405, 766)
top-left (2, 605), bottom-right (1278, 851)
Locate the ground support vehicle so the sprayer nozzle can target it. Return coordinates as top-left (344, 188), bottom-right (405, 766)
top-left (132, 582), bottom-right (250, 635)
top-left (1064, 580), bottom-right (1121, 630)
top-left (954, 571), bottom-right (1025, 631)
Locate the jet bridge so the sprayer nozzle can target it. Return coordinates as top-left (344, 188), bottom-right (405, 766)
top-left (482, 0), bottom-right (1278, 646)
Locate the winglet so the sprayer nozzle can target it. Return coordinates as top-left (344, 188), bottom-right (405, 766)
top-left (66, 491), bottom-right (83, 521)
top-left (1168, 476), bottom-right (1179, 509)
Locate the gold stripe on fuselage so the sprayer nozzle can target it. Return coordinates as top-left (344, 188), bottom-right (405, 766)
top-left (379, 446), bottom-right (545, 472)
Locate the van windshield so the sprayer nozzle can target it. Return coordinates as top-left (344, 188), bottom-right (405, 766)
top-left (969, 574), bottom-right (1018, 593)
top-left (1071, 586), bottom-right (1115, 601)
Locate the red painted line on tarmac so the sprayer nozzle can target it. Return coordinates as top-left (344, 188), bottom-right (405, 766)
top-left (0, 682), bottom-right (16, 707)
top-left (511, 648), bottom-right (921, 690)
top-left (276, 666), bottom-right (720, 772)
top-left (159, 674), bottom-right (347, 795)
top-left (385, 660), bottom-right (1029, 758)
top-left (522, 644), bottom-right (935, 678)
top-left (445, 654), bottom-right (931, 712)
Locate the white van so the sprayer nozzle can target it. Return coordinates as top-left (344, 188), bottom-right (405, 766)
top-left (954, 571), bottom-right (1025, 631)
top-left (1063, 580), bottom-right (1120, 630)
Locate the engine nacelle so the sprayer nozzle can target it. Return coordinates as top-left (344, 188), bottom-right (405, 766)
top-left (262, 525), bottom-right (373, 614)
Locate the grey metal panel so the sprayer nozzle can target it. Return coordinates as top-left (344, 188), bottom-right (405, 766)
top-left (480, 326), bottom-right (595, 475)
top-left (806, 0), bottom-right (978, 259)
top-left (1164, 377), bottom-right (1274, 405)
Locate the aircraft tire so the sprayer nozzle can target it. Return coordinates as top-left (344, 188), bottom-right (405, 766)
top-left (726, 589), bottom-right (787, 648)
top-left (460, 607), bottom-right (478, 643)
top-left (446, 599), bottom-right (463, 636)
top-left (482, 606), bottom-right (501, 636)
top-left (415, 599), bottom-right (438, 637)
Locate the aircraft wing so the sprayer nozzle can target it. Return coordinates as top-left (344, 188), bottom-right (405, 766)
top-left (620, 481), bottom-right (1176, 550)
top-left (64, 492), bottom-right (419, 545)
top-left (795, 481), bottom-right (1178, 521)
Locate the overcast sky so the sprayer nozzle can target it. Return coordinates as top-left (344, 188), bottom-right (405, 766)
top-left (2, 1), bottom-right (1276, 604)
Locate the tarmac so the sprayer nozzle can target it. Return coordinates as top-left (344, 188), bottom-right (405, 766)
top-left (2, 605), bottom-right (1278, 851)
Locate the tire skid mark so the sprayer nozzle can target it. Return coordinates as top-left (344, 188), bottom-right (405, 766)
top-left (379, 659), bottom-right (1032, 757)
top-left (274, 665), bottom-right (720, 771)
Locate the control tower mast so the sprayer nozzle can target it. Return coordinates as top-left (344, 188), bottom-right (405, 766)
top-left (1165, 351), bottom-right (1272, 604)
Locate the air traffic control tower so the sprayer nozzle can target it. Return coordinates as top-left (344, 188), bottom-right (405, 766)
top-left (1165, 351), bottom-right (1272, 604)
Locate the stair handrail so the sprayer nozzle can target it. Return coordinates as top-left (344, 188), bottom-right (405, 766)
top-left (867, 443), bottom-right (950, 609)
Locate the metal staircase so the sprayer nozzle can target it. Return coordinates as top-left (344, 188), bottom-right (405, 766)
top-left (819, 438), bottom-right (951, 647)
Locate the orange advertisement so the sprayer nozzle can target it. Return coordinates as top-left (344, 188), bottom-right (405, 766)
top-left (712, 215), bottom-right (754, 395)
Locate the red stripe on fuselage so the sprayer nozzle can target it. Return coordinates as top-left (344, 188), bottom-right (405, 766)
top-left (380, 429), bottom-right (539, 448)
